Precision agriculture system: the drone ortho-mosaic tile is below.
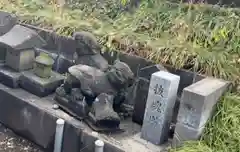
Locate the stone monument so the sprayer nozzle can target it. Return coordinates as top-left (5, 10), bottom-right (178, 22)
top-left (55, 60), bottom-right (134, 132)
top-left (0, 24), bottom-right (46, 88)
top-left (19, 53), bottom-right (65, 97)
top-left (141, 71), bottom-right (180, 145)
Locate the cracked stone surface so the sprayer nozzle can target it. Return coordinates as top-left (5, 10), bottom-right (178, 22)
top-left (0, 123), bottom-right (43, 152)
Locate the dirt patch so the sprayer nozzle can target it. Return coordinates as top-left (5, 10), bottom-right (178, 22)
top-left (0, 123), bottom-right (44, 152)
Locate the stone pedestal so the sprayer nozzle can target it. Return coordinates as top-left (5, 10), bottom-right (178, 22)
top-left (132, 64), bottom-right (168, 125)
top-left (19, 70), bottom-right (64, 97)
top-left (173, 77), bottom-right (229, 147)
top-left (141, 71), bottom-right (180, 145)
top-left (0, 65), bottom-right (22, 88)
top-left (54, 94), bottom-right (87, 120)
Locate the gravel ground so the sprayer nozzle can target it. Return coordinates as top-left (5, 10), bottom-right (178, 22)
top-left (0, 123), bottom-right (44, 152)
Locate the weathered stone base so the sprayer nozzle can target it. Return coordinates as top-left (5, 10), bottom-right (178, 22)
top-left (19, 70), bottom-right (64, 97)
top-left (0, 65), bottom-right (21, 88)
top-left (55, 95), bottom-right (86, 120)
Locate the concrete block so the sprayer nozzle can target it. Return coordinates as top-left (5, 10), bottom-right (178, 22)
top-left (141, 71), bottom-right (180, 145)
top-left (177, 77), bottom-right (229, 129)
top-left (19, 70), bottom-right (64, 97)
top-left (172, 123), bottom-right (204, 147)
top-left (0, 65), bottom-right (21, 88)
top-left (0, 85), bottom-right (57, 149)
top-left (0, 84), bottom-right (127, 152)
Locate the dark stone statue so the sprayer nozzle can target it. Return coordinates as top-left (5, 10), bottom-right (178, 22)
top-left (72, 31), bottom-right (109, 71)
top-left (55, 60), bottom-right (134, 131)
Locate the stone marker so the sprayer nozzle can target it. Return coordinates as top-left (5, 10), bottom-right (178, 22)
top-left (172, 77), bottom-right (229, 147)
top-left (132, 64), bottom-right (168, 125)
top-left (141, 71), bottom-right (180, 145)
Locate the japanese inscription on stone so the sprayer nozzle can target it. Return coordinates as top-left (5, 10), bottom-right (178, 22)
top-left (141, 71), bottom-right (180, 145)
top-left (153, 84), bottom-right (164, 97)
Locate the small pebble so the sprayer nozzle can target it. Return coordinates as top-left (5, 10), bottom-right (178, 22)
top-left (52, 104), bottom-right (59, 109)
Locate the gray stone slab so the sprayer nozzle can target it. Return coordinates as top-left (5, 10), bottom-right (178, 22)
top-left (132, 78), bottom-right (150, 125)
top-left (0, 65), bottom-right (21, 88)
top-left (177, 77), bottom-right (229, 129)
top-left (141, 71), bottom-right (180, 145)
top-left (19, 70), bottom-right (65, 97)
top-left (172, 122), bottom-right (204, 148)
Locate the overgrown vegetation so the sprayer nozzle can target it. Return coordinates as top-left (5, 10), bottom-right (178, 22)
top-left (1, 0), bottom-right (240, 152)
